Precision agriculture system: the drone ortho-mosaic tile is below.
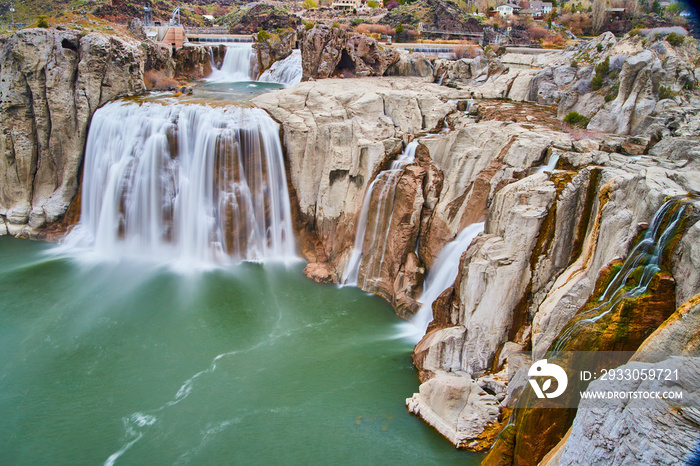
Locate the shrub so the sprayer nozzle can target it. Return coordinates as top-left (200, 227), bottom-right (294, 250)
top-left (571, 59), bottom-right (578, 68)
top-left (658, 85), bottom-right (678, 100)
top-left (596, 43), bottom-right (603, 52)
top-left (256, 29), bottom-right (270, 41)
top-left (37, 17), bottom-right (49, 28)
top-left (332, 21), bottom-right (341, 29)
top-left (302, 0), bottom-right (318, 8)
top-left (563, 111), bottom-right (590, 128)
top-left (544, 35), bottom-right (565, 48)
top-left (628, 27), bottom-right (641, 36)
top-left (387, 1), bottom-right (399, 9)
top-left (528, 25), bottom-right (548, 40)
top-left (591, 74), bottom-right (603, 90)
top-left (351, 19), bottom-right (364, 26)
top-left (368, 0), bottom-right (379, 6)
top-left (594, 56), bottom-right (609, 77)
top-left (356, 23), bottom-right (395, 35)
top-left (666, 32), bottom-right (685, 47)
top-left (454, 45), bottom-right (480, 59)
top-left (303, 20), bottom-right (315, 30)
top-left (395, 24), bottom-right (404, 35)
top-left (605, 84), bottom-right (619, 102)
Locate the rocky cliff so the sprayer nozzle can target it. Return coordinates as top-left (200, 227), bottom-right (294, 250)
top-left (255, 32), bottom-right (700, 462)
top-left (0, 28), bottom-right (146, 238)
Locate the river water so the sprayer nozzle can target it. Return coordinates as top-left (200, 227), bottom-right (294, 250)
top-left (0, 48), bottom-right (484, 464)
top-left (0, 238), bottom-right (482, 464)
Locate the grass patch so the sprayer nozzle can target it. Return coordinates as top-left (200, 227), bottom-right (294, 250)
top-left (563, 111), bottom-right (590, 128)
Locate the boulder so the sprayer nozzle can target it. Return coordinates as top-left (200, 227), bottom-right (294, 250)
top-left (406, 370), bottom-right (500, 450)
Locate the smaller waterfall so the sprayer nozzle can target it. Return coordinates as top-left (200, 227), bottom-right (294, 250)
top-left (258, 50), bottom-right (303, 87)
top-left (536, 153), bottom-right (560, 174)
top-left (341, 141), bottom-right (419, 286)
top-left (552, 197), bottom-right (694, 352)
top-left (400, 222), bottom-right (485, 340)
top-left (208, 44), bottom-right (256, 82)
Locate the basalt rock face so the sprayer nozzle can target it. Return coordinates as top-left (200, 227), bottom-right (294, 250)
top-left (299, 25), bottom-right (400, 80)
top-left (0, 28), bottom-right (146, 238)
top-left (556, 357), bottom-right (700, 466)
top-left (173, 44), bottom-right (219, 80)
top-left (253, 78), bottom-right (460, 314)
top-left (228, 4), bottom-right (301, 34)
top-left (254, 29), bottom-right (297, 74)
top-left (407, 123), bottom-right (700, 456)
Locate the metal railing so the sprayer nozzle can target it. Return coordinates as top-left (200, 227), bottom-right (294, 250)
top-left (421, 28), bottom-right (484, 39)
top-left (184, 26), bottom-right (229, 34)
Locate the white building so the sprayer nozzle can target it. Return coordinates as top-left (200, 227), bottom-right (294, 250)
top-left (530, 1), bottom-right (553, 16)
top-left (495, 4), bottom-right (520, 17)
top-left (332, 0), bottom-right (363, 9)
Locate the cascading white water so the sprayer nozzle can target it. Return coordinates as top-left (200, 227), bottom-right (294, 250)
top-left (399, 222), bottom-right (485, 340)
top-left (551, 197), bottom-right (694, 352)
top-left (536, 153), bottom-right (560, 174)
top-left (341, 141), bottom-right (419, 286)
top-left (258, 50), bottom-right (303, 87)
top-left (62, 100), bottom-right (295, 267)
top-left (208, 44), bottom-right (256, 82)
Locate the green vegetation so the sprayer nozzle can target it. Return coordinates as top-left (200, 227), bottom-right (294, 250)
top-left (563, 111), bottom-right (590, 128)
top-left (368, 0), bottom-right (379, 6)
top-left (605, 83), bottom-right (619, 102)
top-left (596, 43), bottom-right (603, 52)
top-left (591, 56), bottom-right (610, 91)
top-left (302, 0), bottom-right (318, 9)
top-left (332, 21), bottom-right (341, 29)
top-left (395, 23), bottom-right (404, 35)
top-left (37, 16), bottom-right (49, 28)
top-left (658, 85), bottom-right (678, 100)
top-left (666, 32), bottom-right (685, 47)
top-left (303, 20), bottom-right (315, 30)
top-left (256, 28), bottom-right (270, 41)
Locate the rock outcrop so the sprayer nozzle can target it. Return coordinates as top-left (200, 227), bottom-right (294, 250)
top-left (299, 25), bottom-right (400, 80)
top-left (227, 4), bottom-right (301, 34)
top-left (556, 357), bottom-right (700, 466)
top-left (253, 77), bottom-right (459, 315)
top-left (254, 28), bottom-right (297, 74)
top-left (0, 28), bottom-right (146, 237)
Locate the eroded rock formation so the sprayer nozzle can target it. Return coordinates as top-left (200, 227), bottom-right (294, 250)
top-left (0, 28), bottom-right (146, 237)
top-left (299, 24), bottom-right (400, 80)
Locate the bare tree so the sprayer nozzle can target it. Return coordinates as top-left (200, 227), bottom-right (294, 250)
top-left (592, 0), bottom-right (607, 34)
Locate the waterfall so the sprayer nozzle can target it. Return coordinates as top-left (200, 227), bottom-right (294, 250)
top-left (400, 222), bottom-right (485, 340)
top-left (208, 44), bottom-right (256, 82)
top-left (62, 101), bottom-right (295, 266)
top-left (341, 141), bottom-right (419, 286)
top-left (258, 50), bottom-right (303, 87)
top-left (552, 197), bottom-right (695, 352)
top-left (536, 153), bottom-right (560, 174)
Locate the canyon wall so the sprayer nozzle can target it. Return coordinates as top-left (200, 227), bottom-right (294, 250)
top-left (256, 31), bottom-right (700, 464)
top-left (0, 28), bottom-right (146, 237)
